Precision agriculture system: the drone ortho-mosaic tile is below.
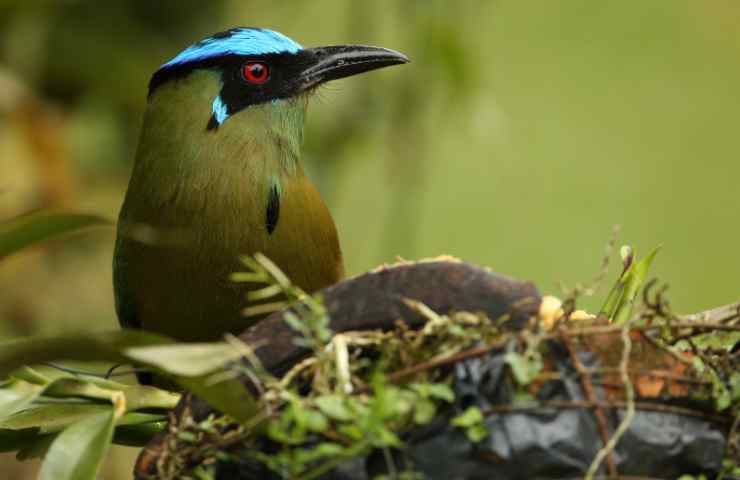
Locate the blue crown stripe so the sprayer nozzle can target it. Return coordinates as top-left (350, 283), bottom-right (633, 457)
top-left (162, 28), bottom-right (302, 69)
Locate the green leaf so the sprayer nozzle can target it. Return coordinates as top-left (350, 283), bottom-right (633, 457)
top-left (118, 384), bottom-right (180, 412)
top-left (112, 421), bottom-right (167, 447)
top-left (39, 409), bottom-right (116, 480)
top-left (337, 423), bottom-right (364, 440)
top-left (0, 330), bottom-right (174, 378)
top-left (731, 371), bottom-right (740, 401)
top-left (9, 366), bottom-right (51, 385)
top-left (295, 442), bottom-right (344, 464)
top-left (0, 380), bottom-right (44, 421)
top-left (315, 395), bottom-right (354, 421)
top-left (0, 404), bottom-right (113, 433)
top-left (303, 409), bottom-right (329, 433)
top-left (117, 412), bottom-right (168, 425)
top-left (504, 351), bottom-right (542, 386)
top-left (177, 376), bottom-right (257, 424)
top-left (412, 398), bottom-right (436, 424)
top-left (409, 382), bottom-right (454, 402)
top-left (451, 406), bottom-right (489, 443)
top-left (425, 383), bottom-right (455, 402)
top-left (0, 211), bottom-right (110, 259)
top-left (451, 406), bottom-right (483, 428)
top-left (599, 245), bottom-right (633, 317)
top-left (613, 246), bottom-right (661, 325)
top-left (43, 378), bottom-right (124, 404)
top-left (124, 342), bottom-right (244, 377)
top-left (464, 423), bottom-right (489, 443)
top-left (373, 426), bottom-right (402, 448)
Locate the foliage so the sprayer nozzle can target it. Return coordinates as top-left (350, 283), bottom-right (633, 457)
top-left (0, 215), bottom-right (737, 479)
top-left (0, 211), bottom-right (109, 259)
top-left (599, 245), bottom-right (661, 324)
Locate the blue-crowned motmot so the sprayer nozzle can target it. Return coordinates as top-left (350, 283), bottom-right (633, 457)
top-left (114, 29), bottom-right (408, 351)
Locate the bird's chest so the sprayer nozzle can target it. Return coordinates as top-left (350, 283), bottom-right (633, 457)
top-left (117, 170), bottom-right (342, 340)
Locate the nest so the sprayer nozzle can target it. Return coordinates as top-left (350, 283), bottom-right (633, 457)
top-left (134, 260), bottom-right (740, 480)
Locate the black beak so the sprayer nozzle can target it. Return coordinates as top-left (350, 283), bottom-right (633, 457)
top-left (298, 45), bottom-right (409, 90)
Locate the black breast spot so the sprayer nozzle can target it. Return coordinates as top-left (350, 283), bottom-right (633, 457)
top-left (206, 114), bottom-right (220, 131)
top-left (266, 184), bottom-right (280, 235)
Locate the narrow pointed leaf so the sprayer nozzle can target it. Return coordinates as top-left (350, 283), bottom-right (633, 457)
top-left (0, 404), bottom-right (113, 433)
top-left (38, 409), bottom-right (115, 480)
top-left (0, 211), bottom-right (110, 259)
top-left (0, 330), bottom-right (173, 378)
top-left (113, 421), bottom-right (167, 447)
top-left (614, 246), bottom-right (661, 325)
top-left (124, 342), bottom-right (243, 377)
top-left (177, 376), bottom-right (258, 423)
top-left (0, 380), bottom-right (44, 421)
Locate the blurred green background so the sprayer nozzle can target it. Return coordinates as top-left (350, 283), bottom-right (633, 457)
top-left (1, 0), bottom-right (739, 476)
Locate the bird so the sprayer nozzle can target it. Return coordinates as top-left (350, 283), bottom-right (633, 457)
top-left (113, 28), bottom-right (408, 366)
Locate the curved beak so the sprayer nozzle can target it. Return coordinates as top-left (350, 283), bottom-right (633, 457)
top-left (298, 45), bottom-right (409, 91)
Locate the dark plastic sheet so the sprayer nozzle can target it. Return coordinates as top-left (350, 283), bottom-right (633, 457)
top-left (215, 341), bottom-right (732, 479)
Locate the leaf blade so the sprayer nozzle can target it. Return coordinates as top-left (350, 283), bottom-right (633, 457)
top-left (0, 211), bottom-right (110, 259)
top-left (38, 409), bottom-right (116, 480)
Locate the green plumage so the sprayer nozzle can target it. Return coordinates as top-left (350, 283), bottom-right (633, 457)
top-left (114, 31), bottom-right (407, 376)
top-left (114, 70), bottom-right (343, 342)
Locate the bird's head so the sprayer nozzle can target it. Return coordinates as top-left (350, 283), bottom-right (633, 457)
top-left (148, 28), bottom-right (409, 131)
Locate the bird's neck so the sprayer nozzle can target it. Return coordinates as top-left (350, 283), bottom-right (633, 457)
top-left (127, 70), bottom-right (309, 216)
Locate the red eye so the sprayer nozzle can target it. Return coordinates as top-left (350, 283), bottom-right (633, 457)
top-left (242, 62), bottom-right (270, 84)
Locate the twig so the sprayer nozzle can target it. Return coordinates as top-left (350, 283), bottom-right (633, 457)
top-left (560, 226), bottom-right (620, 317)
top-left (679, 301), bottom-right (740, 325)
top-left (546, 322), bottom-right (740, 340)
top-left (559, 327), bottom-right (616, 476)
top-left (722, 411), bottom-right (740, 478)
top-left (382, 336), bottom-right (512, 385)
top-left (354, 320), bottom-right (738, 394)
top-left (586, 317), bottom-right (635, 479)
top-left (481, 400), bottom-right (730, 424)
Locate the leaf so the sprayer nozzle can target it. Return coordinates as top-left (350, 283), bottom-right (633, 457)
top-left (504, 351), bottom-right (542, 386)
top-left (43, 378), bottom-right (125, 404)
top-left (451, 406), bottom-right (483, 428)
top-left (0, 330), bottom-right (173, 378)
top-left (9, 366), bottom-right (51, 385)
top-left (303, 409), bottom-right (329, 433)
top-left (39, 409), bottom-right (116, 480)
top-left (0, 404), bottom-right (113, 433)
top-left (119, 412), bottom-right (166, 424)
top-left (464, 423), bottom-right (489, 443)
top-left (613, 246), bottom-right (661, 325)
top-left (112, 421), bottom-right (167, 447)
top-left (410, 382), bottom-right (455, 402)
top-left (0, 380), bottom-right (44, 421)
top-left (117, 384), bottom-right (180, 412)
top-left (0, 211), bottom-right (110, 259)
top-left (177, 376), bottom-right (257, 424)
top-left (373, 426), bottom-right (402, 448)
top-left (731, 371), bottom-right (740, 401)
top-left (412, 398), bottom-right (436, 425)
top-left (294, 442), bottom-right (344, 464)
top-left (425, 383), bottom-right (455, 402)
top-left (600, 245), bottom-right (636, 317)
top-left (315, 395), bottom-right (354, 421)
top-left (124, 342), bottom-right (243, 377)
top-left (451, 407), bottom-right (489, 443)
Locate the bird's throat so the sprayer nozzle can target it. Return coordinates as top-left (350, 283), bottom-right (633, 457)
top-left (127, 70), bottom-right (308, 225)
